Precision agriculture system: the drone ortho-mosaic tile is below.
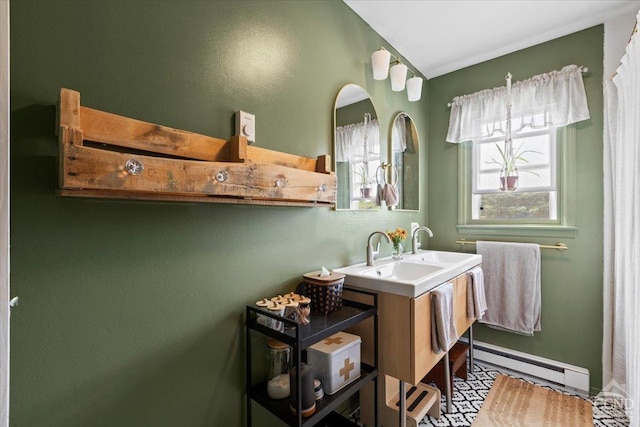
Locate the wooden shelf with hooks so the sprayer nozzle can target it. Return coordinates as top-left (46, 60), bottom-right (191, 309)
top-left (56, 88), bottom-right (336, 207)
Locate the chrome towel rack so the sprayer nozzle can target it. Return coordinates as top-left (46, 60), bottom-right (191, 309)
top-left (455, 239), bottom-right (568, 251)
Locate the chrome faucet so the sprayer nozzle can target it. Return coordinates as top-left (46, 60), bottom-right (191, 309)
top-left (412, 226), bottom-right (433, 254)
top-left (367, 231), bottom-right (392, 266)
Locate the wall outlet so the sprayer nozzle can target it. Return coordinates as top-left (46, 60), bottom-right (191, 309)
top-left (410, 222), bottom-right (419, 236)
top-left (235, 110), bottom-right (255, 144)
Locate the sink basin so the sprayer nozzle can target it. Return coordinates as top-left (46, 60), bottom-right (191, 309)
top-left (405, 250), bottom-right (475, 265)
top-left (362, 262), bottom-right (443, 281)
top-left (334, 250), bottom-right (482, 298)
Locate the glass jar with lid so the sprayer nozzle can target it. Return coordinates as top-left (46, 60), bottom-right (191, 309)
top-left (266, 338), bottom-right (291, 399)
top-left (256, 299), bottom-right (285, 331)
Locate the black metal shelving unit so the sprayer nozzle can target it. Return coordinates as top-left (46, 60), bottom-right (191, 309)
top-left (246, 288), bottom-right (378, 427)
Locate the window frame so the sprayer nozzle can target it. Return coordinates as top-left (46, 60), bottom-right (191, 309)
top-left (457, 126), bottom-right (577, 238)
top-left (471, 127), bottom-right (558, 221)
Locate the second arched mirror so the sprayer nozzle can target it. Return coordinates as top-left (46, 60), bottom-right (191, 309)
top-left (334, 84), bottom-right (381, 210)
top-left (390, 113), bottom-right (420, 211)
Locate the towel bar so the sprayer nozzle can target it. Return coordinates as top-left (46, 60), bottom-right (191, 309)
top-left (455, 239), bottom-right (568, 251)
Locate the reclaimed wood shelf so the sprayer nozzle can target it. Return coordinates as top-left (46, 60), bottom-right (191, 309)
top-left (56, 88), bottom-right (336, 207)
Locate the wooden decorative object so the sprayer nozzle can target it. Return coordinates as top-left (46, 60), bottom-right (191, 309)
top-left (57, 88), bottom-right (336, 207)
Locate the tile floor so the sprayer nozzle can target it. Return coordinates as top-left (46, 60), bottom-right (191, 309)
top-left (416, 363), bottom-right (630, 426)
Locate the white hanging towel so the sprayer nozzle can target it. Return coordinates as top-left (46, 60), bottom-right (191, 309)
top-left (466, 266), bottom-right (487, 320)
top-left (476, 241), bottom-right (541, 335)
top-left (430, 282), bottom-right (457, 354)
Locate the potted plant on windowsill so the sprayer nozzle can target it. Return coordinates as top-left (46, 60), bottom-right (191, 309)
top-left (486, 142), bottom-right (540, 192)
top-left (354, 164), bottom-right (372, 199)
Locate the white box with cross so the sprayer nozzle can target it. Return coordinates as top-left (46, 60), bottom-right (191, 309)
top-left (307, 331), bottom-right (361, 395)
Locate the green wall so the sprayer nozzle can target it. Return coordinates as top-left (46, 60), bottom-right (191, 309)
top-left (9, 1), bottom-right (427, 426)
top-left (427, 26), bottom-right (604, 392)
top-left (9, 0), bottom-right (608, 424)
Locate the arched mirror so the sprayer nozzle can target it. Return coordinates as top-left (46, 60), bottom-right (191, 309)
top-left (334, 84), bottom-right (381, 210)
top-left (390, 112), bottom-right (420, 211)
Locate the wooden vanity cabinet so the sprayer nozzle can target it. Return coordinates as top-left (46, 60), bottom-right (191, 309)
top-left (380, 270), bottom-right (475, 386)
top-left (347, 266), bottom-right (479, 426)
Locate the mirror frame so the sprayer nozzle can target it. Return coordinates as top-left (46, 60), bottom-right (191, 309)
top-left (389, 112), bottom-right (420, 212)
top-left (333, 84), bottom-right (382, 211)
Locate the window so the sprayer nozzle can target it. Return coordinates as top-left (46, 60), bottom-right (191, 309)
top-left (458, 125), bottom-right (576, 236)
top-left (472, 126), bottom-right (557, 222)
top-left (448, 66), bottom-right (587, 236)
top-left (348, 158), bottom-right (381, 210)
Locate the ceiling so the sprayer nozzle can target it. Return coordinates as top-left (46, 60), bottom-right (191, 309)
top-left (344, 0), bottom-right (640, 79)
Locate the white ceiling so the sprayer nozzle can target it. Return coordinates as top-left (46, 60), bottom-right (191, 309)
top-left (344, 0), bottom-right (640, 79)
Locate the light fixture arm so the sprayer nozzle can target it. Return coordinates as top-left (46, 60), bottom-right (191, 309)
top-left (378, 47), bottom-right (400, 64)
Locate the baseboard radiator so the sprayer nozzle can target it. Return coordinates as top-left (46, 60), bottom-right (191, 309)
top-left (463, 339), bottom-right (590, 393)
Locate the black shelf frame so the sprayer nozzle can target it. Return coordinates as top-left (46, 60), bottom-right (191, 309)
top-left (245, 287), bottom-right (378, 427)
top-left (250, 364), bottom-right (376, 426)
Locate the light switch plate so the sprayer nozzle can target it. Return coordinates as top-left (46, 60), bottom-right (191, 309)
top-left (235, 110), bottom-right (255, 144)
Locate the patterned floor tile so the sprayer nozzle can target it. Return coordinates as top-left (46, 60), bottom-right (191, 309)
top-left (417, 364), bottom-right (630, 427)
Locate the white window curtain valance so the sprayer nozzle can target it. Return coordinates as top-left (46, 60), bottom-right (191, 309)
top-left (446, 65), bottom-right (590, 143)
top-left (335, 119), bottom-right (380, 162)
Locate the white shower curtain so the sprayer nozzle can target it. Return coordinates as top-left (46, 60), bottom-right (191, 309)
top-left (604, 11), bottom-right (640, 426)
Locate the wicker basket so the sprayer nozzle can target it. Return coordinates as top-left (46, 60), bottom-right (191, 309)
top-left (303, 271), bottom-right (346, 314)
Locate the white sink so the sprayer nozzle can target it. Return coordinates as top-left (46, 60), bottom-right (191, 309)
top-left (361, 262), bottom-right (443, 281)
top-left (405, 250), bottom-right (475, 265)
top-left (334, 250), bottom-right (482, 298)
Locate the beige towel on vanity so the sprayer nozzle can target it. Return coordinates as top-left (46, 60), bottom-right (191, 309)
top-left (467, 266), bottom-right (487, 320)
top-left (431, 282), bottom-right (457, 354)
top-left (476, 241), bottom-right (541, 335)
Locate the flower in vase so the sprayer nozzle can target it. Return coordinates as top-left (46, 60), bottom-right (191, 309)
top-left (387, 228), bottom-right (407, 250)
